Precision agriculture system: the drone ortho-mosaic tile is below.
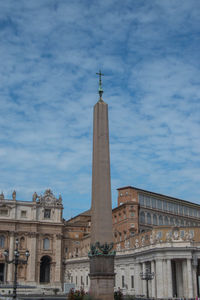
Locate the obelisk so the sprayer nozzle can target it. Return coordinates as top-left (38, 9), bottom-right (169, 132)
top-left (89, 71), bottom-right (115, 300)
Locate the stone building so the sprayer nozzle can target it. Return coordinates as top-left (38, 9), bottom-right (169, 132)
top-left (0, 189), bottom-right (63, 293)
top-left (65, 226), bottom-right (200, 298)
top-left (1, 186), bottom-right (200, 297)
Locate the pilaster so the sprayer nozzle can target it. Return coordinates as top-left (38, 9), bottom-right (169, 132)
top-left (7, 233), bottom-right (14, 282)
top-left (26, 233), bottom-right (37, 284)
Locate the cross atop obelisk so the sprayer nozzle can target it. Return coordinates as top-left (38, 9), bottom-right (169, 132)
top-left (89, 72), bottom-right (115, 300)
top-left (96, 70), bottom-right (104, 101)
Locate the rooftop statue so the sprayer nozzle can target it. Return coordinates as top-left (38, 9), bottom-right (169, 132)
top-left (37, 189), bottom-right (62, 207)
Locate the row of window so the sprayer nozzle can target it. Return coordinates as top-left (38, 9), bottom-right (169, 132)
top-left (139, 194), bottom-right (200, 218)
top-left (113, 212), bottom-right (135, 223)
top-left (0, 235), bottom-right (50, 250)
top-left (0, 236), bottom-right (26, 249)
top-left (139, 211), bottom-right (199, 227)
top-left (0, 209), bottom-right (51, 219)
top-left (0, 209), bottom-right (27, 217)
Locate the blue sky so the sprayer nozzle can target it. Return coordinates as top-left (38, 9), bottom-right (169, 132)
top-left (0, 0), bottom-right (200, 219)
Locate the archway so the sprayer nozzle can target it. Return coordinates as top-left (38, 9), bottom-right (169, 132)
top-left (40, 256), bottom-right (51, 283)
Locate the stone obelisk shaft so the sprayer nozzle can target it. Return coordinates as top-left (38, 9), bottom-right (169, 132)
top-left (91, 100), bottom-right (113, 245)
top-left (89, 99), bottom-right (115, 300)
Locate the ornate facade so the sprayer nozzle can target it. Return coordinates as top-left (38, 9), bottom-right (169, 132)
top-left (0, 189), bottom-right (63, 293)
top-left (1, 186), bottom-right (200, 297)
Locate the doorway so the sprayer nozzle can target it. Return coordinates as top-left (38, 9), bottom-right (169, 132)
top-left (40, 256), bottom-right (51, 283)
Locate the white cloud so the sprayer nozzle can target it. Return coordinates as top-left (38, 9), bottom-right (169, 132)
top-left (0, 0), bottom-right (199, 218)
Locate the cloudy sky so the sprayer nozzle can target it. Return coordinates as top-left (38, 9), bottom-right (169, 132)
top-left (0, 0), bottom-right (200, 219)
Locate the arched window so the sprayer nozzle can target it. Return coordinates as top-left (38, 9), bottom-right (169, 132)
top-left (164, 216), bottom-right (169, 225)
top-left (147, 213), bottom-right (151, 225)
top-left (159, 215), bottom-right (163, 226)
top-left (139, 211), bottom-right (145, 224)
top-left (40, 256), bottom-right (51, 283)
top-left (43, 238), bottom-right (50, 250)
top-left (0, 236), bottom-right (5, 248)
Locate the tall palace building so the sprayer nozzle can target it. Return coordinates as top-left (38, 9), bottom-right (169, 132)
top-left (1, 186), bottom-right (200, 298)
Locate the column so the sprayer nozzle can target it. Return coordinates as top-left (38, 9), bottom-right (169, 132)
top-left (151, 260), bottom-right (156, 298)
top-left (142, 263), bottom-right (146, 296)
top-left (26, 233), bottom-right (37, 284)
top-left (134, 263), bottom-right (142, 295)
top-left (54, 234), bottom-right (62, 287)
top-left (192, 265), bottom-right (198, 298)
top-left (187, 258), bottom-right (193, 298)
top-left (176, 260), bottom-right (183, 297)
top-left (167, 259), bottom-right (173, 298)
top-left (156, 259), bottom-right (164, 298)
top-left (182, 260), bottom-right (188, 297)
top-left (7, 233), bottom-right (14, 282)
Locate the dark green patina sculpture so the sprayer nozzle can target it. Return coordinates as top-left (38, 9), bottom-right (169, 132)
top-left (88, 241), bottom-right (116, 257)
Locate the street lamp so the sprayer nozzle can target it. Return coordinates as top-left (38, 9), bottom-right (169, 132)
top-left (140, 268), bottom-right (154, 299)
top-left (3, 238), bottom-right (30, 300)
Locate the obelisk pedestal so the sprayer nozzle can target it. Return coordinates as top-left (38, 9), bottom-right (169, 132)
top-left (89, 80), bottom-right (115, 300)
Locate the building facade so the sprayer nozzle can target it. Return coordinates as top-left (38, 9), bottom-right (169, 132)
top-left (1, 186), bottom-right (200, 297)
top-left (65, 226), bottom-right (200, 298)
top-left (0, 189), bottom-right (63, 292)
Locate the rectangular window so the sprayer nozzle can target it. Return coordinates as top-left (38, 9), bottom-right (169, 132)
top-left (169, 203), bottom-right (174, 213)
top-left (0, 209), bottom-right (8, 216)
top-left (86, 276), bottom-right (88, 286)
top-left (163, 201), bottom-right (168, 211)
top-left (131, 275), bottom-right (134, 288)
top-left (194, 209), bottom-right (197, 217)
top-left (122, 275), bottom-right (125, 288)
top-left (139, 194), bottom-right (144, 206)
top-left (184, 206), bottom-right (188, 216)
top-left (151, 197), bottom-right (157, 209)
top-left (189, 208), bottom-right (193, 217)
top-left (179, 205), bottom-right (183, 215)
top-left (76, 276), bottom-right (77, 285)
top-left (65, 247), bottom-right (68, 253)
top-left (21, 210), bottom-right (27, 218)
top-left (145, 196), bottom-right (150, 207)
top-left (157, 200), bottom-right (162, 210)
top-left (71, 276), bottom-right (73, 283)
top-left (174, 204), bottom-right (178, 214)
top-left (43, 238), bottom-right (50, 250)
top-left (44, 209), bottom-right (51, 219)
top-left (81, 276), bottom-right (83, 285)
